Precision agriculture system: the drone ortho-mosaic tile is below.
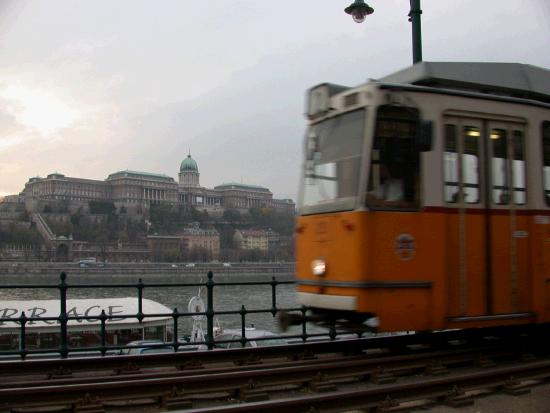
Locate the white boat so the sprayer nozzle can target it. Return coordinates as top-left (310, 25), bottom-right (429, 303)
top-left (0, 298), bottom-right (173, 350)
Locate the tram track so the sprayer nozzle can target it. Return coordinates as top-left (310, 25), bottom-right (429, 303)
top-left (188, 359), bottom-right (550, 413)
top-left (0, 342), bottom-right (519, 390)
top-left (0, 327), bottom-right (548, 412)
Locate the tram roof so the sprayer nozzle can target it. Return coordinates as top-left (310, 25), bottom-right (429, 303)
top-left (0, 297), bottom-right (172, 332)
top-left (378, 62), bottom-right (550, 104)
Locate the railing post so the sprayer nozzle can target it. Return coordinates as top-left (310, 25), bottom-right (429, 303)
top-left (301, 307), bottom-right (308, 342)
top-left (240, 305), bottom-right (247, 347)
top-left (172, 307), bottom-right (179, 351)
top-left (136, 278), bottom-right (144, 323)
top-left (19, 311), bottom-right (27, 360)
top-left (59, 272), bottom-right (68, 358)
top-left (270, 276), bottom-right (277, 317)
top-left (99, 310), bottom-right (107, 356)
top-left (206, 271), bottom-right (214, 350)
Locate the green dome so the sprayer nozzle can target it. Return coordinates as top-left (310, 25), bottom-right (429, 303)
top-left (180, 154), bottom-right (198, 172)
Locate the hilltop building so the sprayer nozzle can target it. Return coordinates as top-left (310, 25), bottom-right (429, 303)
top-left (147, 223), bottom-right (220, 260)
top-left (233, 229), bottom-right (269, 251)
top-left (19, 153), bottom-right (295, 217)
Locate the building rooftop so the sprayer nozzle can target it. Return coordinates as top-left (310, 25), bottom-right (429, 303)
top-left (46, 173), bottom-right (66, 179)
top-left (215, 182), bottom-right (271, 193)
top-left (237, 229), bottom-right (267, 237)
top-left (180, 153), bottom-right (198, 172)
top-left (107, 170), bottom-right (175, 182)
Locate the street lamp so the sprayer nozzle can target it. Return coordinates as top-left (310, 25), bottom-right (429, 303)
top-left (344, 0), bottom-right (423, 64)
top-left (344, 0), bottom-right (374, 23)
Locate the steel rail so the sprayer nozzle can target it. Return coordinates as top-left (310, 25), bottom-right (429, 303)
top-left (187, 359), bottom-right (550, 413)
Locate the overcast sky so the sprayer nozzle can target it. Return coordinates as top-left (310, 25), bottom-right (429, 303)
top-left (0, 0), bottom-right (549, 200)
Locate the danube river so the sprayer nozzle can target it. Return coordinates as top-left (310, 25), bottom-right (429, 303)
top-left (0, 269), bottom-right (307, 337)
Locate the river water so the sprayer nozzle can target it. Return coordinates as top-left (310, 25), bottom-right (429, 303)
top-left (0, 272), bottom-right (317, 338)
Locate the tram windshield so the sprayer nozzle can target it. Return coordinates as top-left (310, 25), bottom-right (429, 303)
top-left (300, 109), bottom-right (365, 214)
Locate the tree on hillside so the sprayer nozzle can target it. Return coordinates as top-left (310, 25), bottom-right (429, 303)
top-left (222, 209), bottom-right (241, 222)
top-left (88, 201), bottom-right (116, 215)
top-left (246, 208), bottom-right (294, 235)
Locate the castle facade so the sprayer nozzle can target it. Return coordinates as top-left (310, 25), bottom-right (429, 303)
top-left (20, 154), bottom-right (295, 217)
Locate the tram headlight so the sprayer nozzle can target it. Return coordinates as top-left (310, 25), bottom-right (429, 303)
top-left (311, 259), bottom-right (327, 276)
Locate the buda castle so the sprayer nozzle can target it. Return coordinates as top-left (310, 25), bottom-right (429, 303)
top-left (20, 153), bottom-right (295, 217)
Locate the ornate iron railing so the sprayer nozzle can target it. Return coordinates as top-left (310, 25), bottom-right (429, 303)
top-left (0, 271), bottom-right (350, 359)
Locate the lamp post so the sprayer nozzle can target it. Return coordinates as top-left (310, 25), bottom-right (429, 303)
top-left (345, 0), bottom-right (423, 64)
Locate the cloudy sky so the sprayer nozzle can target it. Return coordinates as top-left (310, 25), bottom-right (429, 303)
top-left (0, 0), bottom-right (549, 200)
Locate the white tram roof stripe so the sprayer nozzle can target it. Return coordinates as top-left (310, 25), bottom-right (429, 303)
top-left (0, 298), bottom-right (173, 330)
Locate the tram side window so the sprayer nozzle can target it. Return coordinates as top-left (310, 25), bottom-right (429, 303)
top-left (444, 124), bottom-right (459, 202)
top-left (463, 126), bottom-right (480, 203)
top-left (366, 105), bottom-right (419, 209)
top-left (491, 129), bottom-right (509, 204)
top-left (490, 128), bottom-right (526, 205)
top-left (512, 130), bottom-right (526, 205)
top-left (444, 125), bottom-right (480, 204)
top-left (543, 122), bottom-right (550, 206)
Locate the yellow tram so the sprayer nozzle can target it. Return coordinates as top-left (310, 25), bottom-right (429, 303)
top-left (295, 62), bottom-right (550, 333)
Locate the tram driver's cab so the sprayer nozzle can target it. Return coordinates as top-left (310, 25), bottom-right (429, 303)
top-left (302, 87), bottom-right (432, 215)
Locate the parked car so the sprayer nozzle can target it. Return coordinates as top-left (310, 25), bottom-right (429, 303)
top-left (120, 340), bottom-right (174, 355)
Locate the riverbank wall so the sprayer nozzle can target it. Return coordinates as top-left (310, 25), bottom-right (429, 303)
top-left (0, 262), bottom-right (295, 276)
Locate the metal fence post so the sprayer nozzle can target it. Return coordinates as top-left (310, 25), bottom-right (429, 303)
top-left (300, 307), bottom-right (308, 342)
top-left (240, 305), bottom-right (246, 347)
top-left (59, 272), bottom-right (68, 358)
top-left (18, 311), bottom-right (27, 360)
top-left (137, 278), bottom-right (144, 323)
top-left (100, 310), bottom-right (107, 356)
top-left (270, 276), bottom-right (277, 317)
top-left (206, 271), bottom-right (214, 350)
top-left (172, 307), bottom-right (179, 351)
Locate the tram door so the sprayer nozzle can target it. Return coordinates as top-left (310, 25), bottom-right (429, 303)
top-left (444, 117), bottom-right (530, 317)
